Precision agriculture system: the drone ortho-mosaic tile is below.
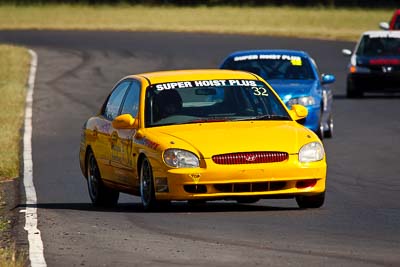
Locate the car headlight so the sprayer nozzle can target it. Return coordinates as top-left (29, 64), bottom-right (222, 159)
top-left (163, 149), bottom-right (200, 168)
top-left (287, 96), bottom-right (315, 107)
top-left (299, 142), bottom-right (324, 163)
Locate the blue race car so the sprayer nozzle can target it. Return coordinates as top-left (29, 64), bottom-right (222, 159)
top-left (220, 50), bottom-right (336, 138)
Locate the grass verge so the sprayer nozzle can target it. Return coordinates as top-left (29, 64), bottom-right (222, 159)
top-left (0, 245), bottom-right (27, 267)
top-left (1, 183), bottom-right (27, 267)
top-left (0, 4), bottom-right (394, 41)
top-left (0, 45), bottom-right (30, 181)
top-left (0, 45), bottom-right (30, 267)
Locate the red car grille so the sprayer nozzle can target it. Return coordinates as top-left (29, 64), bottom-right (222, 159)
top-left (212, 152), bottom-right (288, 165)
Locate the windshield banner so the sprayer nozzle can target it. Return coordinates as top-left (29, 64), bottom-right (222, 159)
top-left (154, 79), bottom-right (258, 90)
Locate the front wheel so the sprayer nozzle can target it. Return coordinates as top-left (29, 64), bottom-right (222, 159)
top-left (140, 157), bottom-right (158, 211)
top-left (87, 150), bottom-right (119, 207)
top-left (315, 111), bottom-right (324, 140)
top-left (346, 80), bottom-right (363, 98)
top-left (324, 115), bottom-right (333, 138)
top-left (295, 192), bottom-right (325, 209)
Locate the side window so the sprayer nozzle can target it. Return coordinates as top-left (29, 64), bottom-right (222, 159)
top-left (104, 81), bottom-right (130, 120)
top-left (121, 81), bottom-right (141, 117)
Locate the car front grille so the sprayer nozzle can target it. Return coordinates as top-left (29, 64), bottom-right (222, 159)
top-left (212, 152), bottom-right (288, 165)
top-left (214, 182), bottom-right (287, 193)
top-left (182, 181), bottom-right (287, 194)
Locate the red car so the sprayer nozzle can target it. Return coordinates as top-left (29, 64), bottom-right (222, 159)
top-left (379, 9), bottom-right (400, 30)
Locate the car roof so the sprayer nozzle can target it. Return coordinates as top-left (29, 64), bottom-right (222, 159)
top-left (128, 69), bottom-right (260, 84)
top-left (361, 30), bottom-right (400, 37)
top-left (224, 49), bottom-right (310, 58)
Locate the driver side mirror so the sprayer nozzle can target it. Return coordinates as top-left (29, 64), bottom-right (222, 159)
top-left (342, 49), bottom-right (352, 56)
top-left (289, 104), bottom-right (308, 121)
top-left (112, 114), bottom-right (136, 129)
top-left (321, 74), bottom-right (336, 85)
top-left (379, 22), bottom-right (389, 30)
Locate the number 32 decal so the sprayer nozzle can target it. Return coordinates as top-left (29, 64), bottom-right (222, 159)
top-left (252, 87), bottom-right (269, 96)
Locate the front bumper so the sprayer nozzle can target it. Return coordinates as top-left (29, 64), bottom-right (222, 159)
top-left (348, 72), bottom-right (400, 92)
top-left (153, 155), bottom-right (326, 201)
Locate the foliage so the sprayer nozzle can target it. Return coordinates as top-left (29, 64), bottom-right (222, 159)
top-left (0, 246), bottom-right (27, 267)
top-left (0, 0), bottom-right (398, 8)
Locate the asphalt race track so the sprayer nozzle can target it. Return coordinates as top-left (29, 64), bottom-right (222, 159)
top-left (1, 30), bottom-right (400, 267)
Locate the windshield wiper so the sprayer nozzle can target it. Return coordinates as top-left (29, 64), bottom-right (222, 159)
top-left (239, 115), bottom-right (291, 121)
top-left (186, 117), bottom-right (232, 124)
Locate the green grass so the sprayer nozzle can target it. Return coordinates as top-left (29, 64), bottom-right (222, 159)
top-left (0, 246), bottom-right (27, 267)
top-left (0, 45), bottom-right (30, 181)
top-left (0, 45), bottom-right (30, 265)
top-left (0, 219), bottom-right (9, 232)
top-left (0, 183), bottom-right (27, 267)
top-left (0, 4), bottom-right (394, 41)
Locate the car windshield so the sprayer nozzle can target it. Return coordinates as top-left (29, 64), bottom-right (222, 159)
top-left (222, 55), bottom-right (316, 80)
top-left (356, 34), bottom-right (400, 56)
top-left (145, 79), bottom-right (291, 127)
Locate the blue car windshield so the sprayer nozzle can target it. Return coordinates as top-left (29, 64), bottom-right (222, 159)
top-left (145, 79), bottom-right (291, 127)
top-left (222, 55), bottom-right (316, 80)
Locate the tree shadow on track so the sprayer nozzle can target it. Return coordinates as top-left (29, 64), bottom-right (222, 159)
top-left (18, 201), bottom-right (300, 213)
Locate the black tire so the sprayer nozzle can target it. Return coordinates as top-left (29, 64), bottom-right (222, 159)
top-left (236, 197), bottom-right (260, 204)
top-left (87, 150), bottom-right (119, 207)
top-left (315, 110), bottom-right (324, 140)
top-left (295, 192), bottom-right (325, 209)
top-left (140, 157), bottom-right (158, 211)
top-left (316, 123), bottom-right (324, 140)
top-left (324, 115), bottom-right (333, 138)
top-left (346, 80), bottom-right (363, 98)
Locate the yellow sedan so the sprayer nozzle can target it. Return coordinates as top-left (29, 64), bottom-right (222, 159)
top-left (79, 69), bottom-right (326, 210)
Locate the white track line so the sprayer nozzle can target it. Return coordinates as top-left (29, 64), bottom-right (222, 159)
top-left (23, 49), bottom-right (47, 267)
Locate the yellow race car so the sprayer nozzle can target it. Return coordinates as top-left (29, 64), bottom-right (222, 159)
top-left (79, 69), bottom-right (326, 210)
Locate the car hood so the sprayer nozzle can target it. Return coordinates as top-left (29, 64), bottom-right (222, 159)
top-left (268, 80), bottom-right (318, 101)
top-left (144, 121), bottom-right (316, 158)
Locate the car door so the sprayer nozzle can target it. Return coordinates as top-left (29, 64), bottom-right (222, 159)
top-left (110, 80), bottom-right (141, 188)
top-left (96, 80), bottom-right (131, 183)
